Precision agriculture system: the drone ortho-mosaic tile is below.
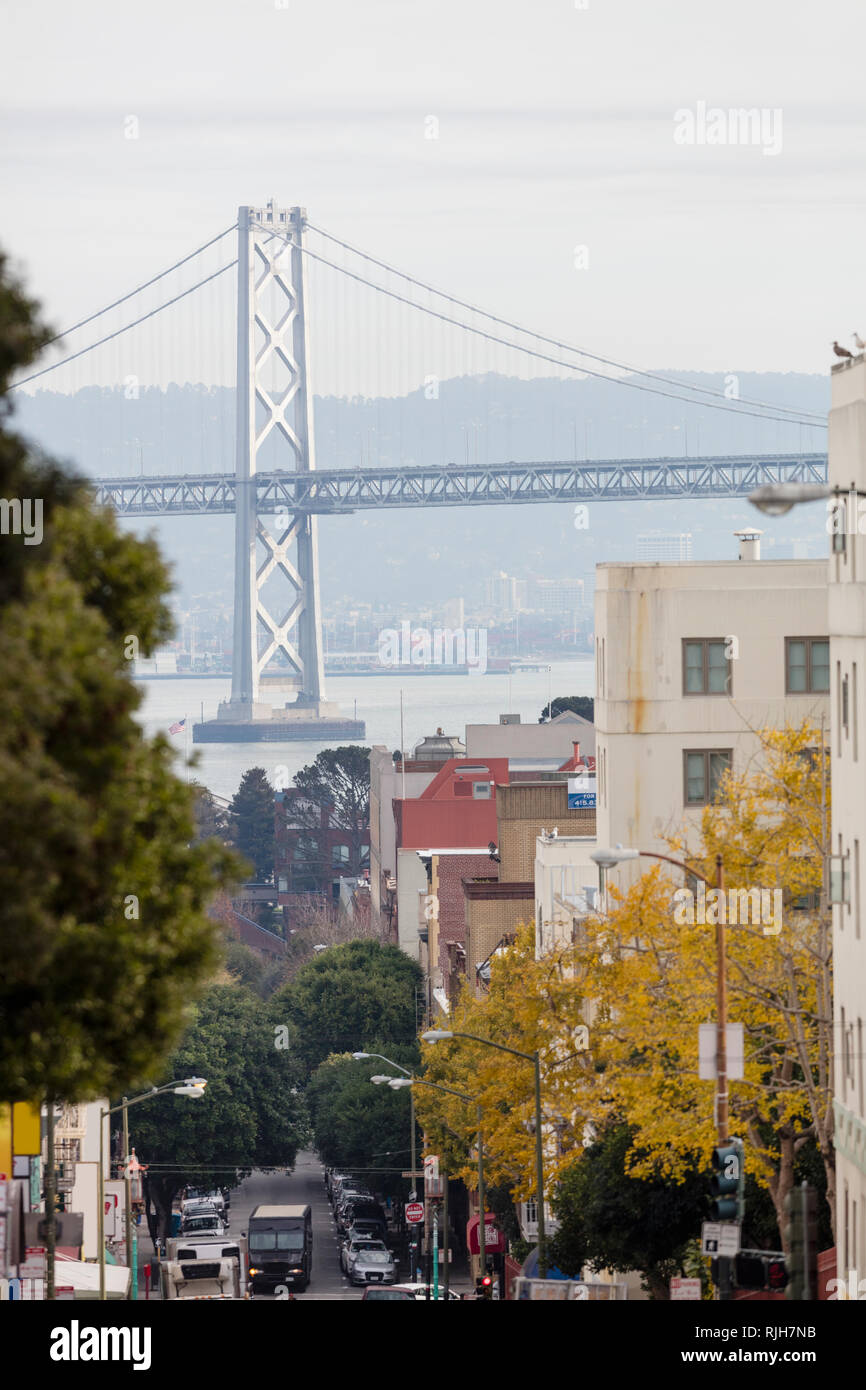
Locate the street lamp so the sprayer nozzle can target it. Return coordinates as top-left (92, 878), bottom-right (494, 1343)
top-left (422, 1028), bottom-right (548, 1278)
top-left (353, 1053), bottom-right (417, 1192)
top-left (98, 1077), bottom-right (207, 1302)
top-left (747, 482), bottom-right (831, 516)
top-left (386, 1076), bottom-right (486, 1295)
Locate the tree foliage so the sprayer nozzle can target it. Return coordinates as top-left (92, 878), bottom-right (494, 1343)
top-left (419, 723), bottom-right (834, 1260)
top-left (418, 924), bottom-right (593, 1197)
top-left (229, 767), bottom-right (274, 881)
top-left (307, 1047), bottom-right (420, 1189)
top-left (0, 254), bottom-right (243, 1101)
top-left (551, 1124), bottom-right (711, 1298)
top-left (291, 746), bottom-right (371, 878)
top-left (585, 723), bottom-right (833, 1240)
top-left (131, 983), bottom-right (308, 1236)
top-left (539, 695), bottom-right (594, 723)
top-left (274, 940), bottom-right (422, 1076)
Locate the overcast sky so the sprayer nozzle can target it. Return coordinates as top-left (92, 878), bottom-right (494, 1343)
top-left (3, 0), bottom-right (865, 379)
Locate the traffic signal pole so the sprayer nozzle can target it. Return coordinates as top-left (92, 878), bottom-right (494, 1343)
top-left (713, 854), bottom-right (734, 1301)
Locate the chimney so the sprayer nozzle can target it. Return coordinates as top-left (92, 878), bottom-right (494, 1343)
top-left (572, 741), bottom-right (581, 768)
top-left (734, 527), bottom-right (763, 561)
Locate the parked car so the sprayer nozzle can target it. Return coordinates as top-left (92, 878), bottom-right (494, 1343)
top-left (341, 1233), bottom-right (388, 1276)
top-left (362, 1285), bottom-right (416, 1301)
top-left (180, 1209), bottom-right (226, 1237)
top-left (341, 1201), bottom-right (387, 1242)
top-left (396, 1282), bottom-right (463, 1301)
top-left (336, 1191), bottom-right (375, 1232)
top-left (351, 1247), bottom-right (398, 1286)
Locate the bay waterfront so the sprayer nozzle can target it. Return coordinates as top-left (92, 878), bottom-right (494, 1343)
top-left (135, 660), bottom-right (594, 800)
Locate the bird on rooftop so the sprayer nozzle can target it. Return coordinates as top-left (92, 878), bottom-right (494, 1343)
top-left (833, 341), bottom-right (854, 360)
top-left (854, 332), bottom-right (866, 351)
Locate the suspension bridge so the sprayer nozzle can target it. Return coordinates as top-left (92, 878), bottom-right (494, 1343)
top-left (13, 200), bottom-right (828, 742)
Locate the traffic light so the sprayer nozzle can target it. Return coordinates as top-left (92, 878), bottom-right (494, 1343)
top-left (733, 1250), bottom-right (788, 1291)
top-left (476, 1275), bottom-right (493, 1300)
top-left (784, 1182), bottom-right (818, 1301)
top-left (711, 1139), bottom-right (744, 1221)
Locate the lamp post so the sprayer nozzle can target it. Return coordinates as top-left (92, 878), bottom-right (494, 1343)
top-left (591, 844), bottom-right (733, 1299)
top-left (386, 1076), bottom-right (485, 1299)
top-left (422, 1028), bottom-right (547, 1278)
top-left (354, 1053), bottom-right (418, 1193)
top-left (98, 1077), bottom-right (206, 1301)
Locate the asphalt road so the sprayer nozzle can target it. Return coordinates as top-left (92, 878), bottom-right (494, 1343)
top-left (227, 1152), bottom-right (365, 1301)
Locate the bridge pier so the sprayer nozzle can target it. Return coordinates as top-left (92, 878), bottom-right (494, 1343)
top-left (196, 200), bottom-right (364, 745)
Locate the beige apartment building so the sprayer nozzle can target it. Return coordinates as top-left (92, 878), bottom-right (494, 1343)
top-left (828, 354), bottom-right (866, 1277)
top-left (594, 544), bottom-right (830, 880)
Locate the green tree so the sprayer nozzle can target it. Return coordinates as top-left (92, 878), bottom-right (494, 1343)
top-left (131, 983), bottom-right (308, 1237)
top-left (291, 746), bottom-right (370, 878)
top-left (223, 937), bottom-right (287, 999)
top-left (307, 1047), bottom-right (420, 1191)
top-left (0, 254), bottom-right (243, 1102)
top-left (550, 1123), bottom-right (711, 1299)
top-left (229, 767), bottom-right (274, 881)
top-left (539, 695), bottom-right (594, 723)
top-left (274, 940), bottom-right (422, 1076)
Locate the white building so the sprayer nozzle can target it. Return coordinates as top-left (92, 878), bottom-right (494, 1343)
top-left (828, 353), bottom-right (866, 1276)
top-left (594, 540), bottom-right (830, 882)
top-left (635, 531), bottom-right (693, 564)
top-left (534, 830), bottom-right (599, 957)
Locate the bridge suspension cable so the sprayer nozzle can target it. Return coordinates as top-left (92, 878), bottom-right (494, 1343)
top-left (40, 223), bottom-right (238, 347)
top-left (306, 220), bottom-right (825, 428)
top-left (12, 259), bottom-right (238, 388)
top-left (263, 226), bottom-right (822, 430)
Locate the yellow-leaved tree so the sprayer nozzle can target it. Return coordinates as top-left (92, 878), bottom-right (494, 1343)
top-left (581, 721), bottom-right (833, 1241)
top-left (418, 924), bottom-right (597, 1200)
top-left (418, 722), bottom-right (833, 1249)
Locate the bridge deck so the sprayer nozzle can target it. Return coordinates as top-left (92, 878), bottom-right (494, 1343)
top-left (92, 454), bottom-right (828, 516)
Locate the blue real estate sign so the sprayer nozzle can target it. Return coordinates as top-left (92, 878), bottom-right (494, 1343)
top-left (567, 776), bottom-right (596, 810)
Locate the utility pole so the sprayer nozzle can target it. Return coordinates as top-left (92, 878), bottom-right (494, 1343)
top-left (122, 1099), bottom-right (132, 1300)
top-left (45, 1098), bottom-right (56, 1300)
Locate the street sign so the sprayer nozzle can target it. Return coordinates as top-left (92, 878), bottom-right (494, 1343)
top-left (701, 1221), bottom-right (741, 1257)
top-left (670, 1277), bottom-right (702, 1301)
top-left (699, 1023), bottom-right (744, 1080)
top-left (567, 776), bottom-right (596, 809)
top-left (405, 1202), bottom-right (425, 1225)
top-left (423, 1154), bottom-right (439, 1180)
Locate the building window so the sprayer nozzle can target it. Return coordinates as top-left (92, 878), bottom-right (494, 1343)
top-left (786, 637), bottom-right (830, 694)
top-left (472, 781), bottom-right (492, 799)
top-left (684, 749), bottom-right (732, 806)
top-left (842, 674), bottom-right (850, 733)
top-left (332, 844), bottom-right (350, 868)
top-left (683, 639), bottom-right (731, 695)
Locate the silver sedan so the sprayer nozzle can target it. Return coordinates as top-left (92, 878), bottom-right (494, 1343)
top-left (350, 1247), bottom-right (398, 1287)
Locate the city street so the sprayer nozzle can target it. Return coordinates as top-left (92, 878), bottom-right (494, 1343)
top-left (228, 1153), bottom-right (364, 1301)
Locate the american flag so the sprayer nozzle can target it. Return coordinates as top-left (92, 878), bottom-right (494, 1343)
top-left (169, 718), bottom-right (186, 735)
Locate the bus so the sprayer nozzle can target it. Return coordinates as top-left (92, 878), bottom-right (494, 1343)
top-left (246, 1205), bottom-right (312, 1293)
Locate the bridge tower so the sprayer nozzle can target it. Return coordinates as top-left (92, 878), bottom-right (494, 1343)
top-left (204, 201), bottom-right (362, 742)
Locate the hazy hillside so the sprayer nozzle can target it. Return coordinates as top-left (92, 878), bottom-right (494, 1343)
top-left (13, 372), bottom-right (829, 610)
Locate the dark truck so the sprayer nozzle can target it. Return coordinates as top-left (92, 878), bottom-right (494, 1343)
top-left (246, 1204), bottom-right (312, 1293)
